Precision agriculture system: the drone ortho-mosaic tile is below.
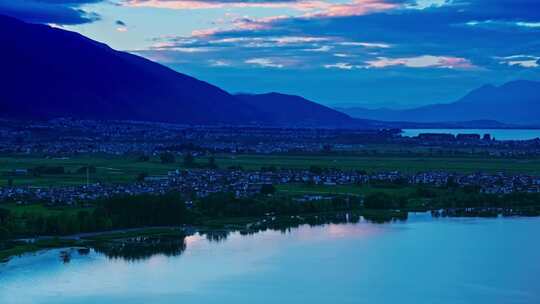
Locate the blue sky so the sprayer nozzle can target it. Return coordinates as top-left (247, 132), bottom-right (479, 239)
top-left (1, 0), bottom-right (539, 108)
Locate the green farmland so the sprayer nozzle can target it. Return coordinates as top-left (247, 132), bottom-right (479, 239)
top-left (1, 153), bottom-right (540, 187)
top-left (276, 184), bottom-right (417, 197)
top-left (213, 154), bottom-right (540, 174)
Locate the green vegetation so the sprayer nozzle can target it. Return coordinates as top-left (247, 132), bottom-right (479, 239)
top-left (2, 187), bottom-right (540, 261)
top-left (197, 192), bottom-right (361, 219)
top-left (0, 238), bottom-right (78, 262)
top-left (213, 154), bottom-right (540, 174)
top-left (2, 152), bottom-right (540, 261)
top-left (3, 153), bottom-right (540, 187)
top-left (0, 155), bottom-right (181, 186)
top-left (276, 184), bottom-right (416, 197)
top-left (0, 192), bottom-right (191, 239)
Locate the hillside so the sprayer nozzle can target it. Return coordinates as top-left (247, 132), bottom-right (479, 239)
top-left (339, 80), bottom-right (540, 125)
top-left (0, 15), bottom-right (263, 125)
top-left (236, 93), bottom-right (358, 127)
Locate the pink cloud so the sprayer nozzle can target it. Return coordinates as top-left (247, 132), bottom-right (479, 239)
top-left (366, 55), bottom-right (476, 69)
top-left (306, 0), bottom-right (399, 18)
top-left (191, 28), bottom-right (219, 37)
top-left (124, 0), bottom-right (400, 17)
top-left (124, 0), bottom-right (329, 10)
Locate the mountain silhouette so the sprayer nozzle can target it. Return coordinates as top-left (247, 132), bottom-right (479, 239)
top-left (339, 80), bottom-right (540, 125)
top-left (0, 15), bottom-right (263, 124)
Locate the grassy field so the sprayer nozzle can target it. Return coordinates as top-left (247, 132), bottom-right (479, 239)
top-left (276, 184), bottom-right (416, 197)
top-left (0, 155), bottom-right (180, 187)
top-left (214, 154), bottom-right (540, 173)
top-left (1, 203), bottom-right (91, 217)
top-left (2, 153), bottom-right (540, 187)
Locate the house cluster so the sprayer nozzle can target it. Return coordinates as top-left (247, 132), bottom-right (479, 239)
top-left (7, 119), bottom-right (540, 157)
top-left (2, 168), bottom-right (540, 206)
top-left (0, 119), bottom-right (400, 155)
top-left (0, 183), bottom-right (172, 206)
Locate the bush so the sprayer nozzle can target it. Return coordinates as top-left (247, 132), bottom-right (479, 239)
top-left (160, 152), bottom-right (176, 164)
top-left (0, 226), bottom-right (10, 240)
top-left (364, 192), bottom-right (406, 210)
top-left (260, 184), bottom-right (276, 195)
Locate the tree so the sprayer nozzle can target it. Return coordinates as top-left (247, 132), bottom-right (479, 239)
top-left (364, 192), bottom-right (405, 210)
top-left (260, 166), bottom-right (277, 172)
top-left (32, 166), bottom-right (65, 176)
top-left (260, 184), bottom-right (276, 195)
top-left (160, 152), bottom-right (176, 164)
top-left (183, 152), bottom-right (195, 167)
top-left (76, 166), bottom-right (96, 174)
top-left (136, 172), bottom-right (148, 182)
top-left (0, 226), bottom-right (10, 240)
top-left (0, 208), bottom-right (10, 224)
top-left (208, 156), bottom-right (218, 169)
top-left (137, 155), bottom-right (150, 162)
top-left (309, 166), bottom-right (323, 174)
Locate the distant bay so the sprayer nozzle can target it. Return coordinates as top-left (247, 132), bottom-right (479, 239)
top-left (402, 129), bottom-right (540, 141)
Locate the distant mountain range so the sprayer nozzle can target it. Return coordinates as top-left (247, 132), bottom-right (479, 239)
top-left (337, 80), bottom-right (540, 125)
top-left (1, 15), bottom-right (538, 129)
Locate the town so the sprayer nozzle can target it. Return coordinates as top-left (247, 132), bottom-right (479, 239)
top-left (2, 166), bottom-right (540, 206)
top-left (1, 119), bottom-right (540, 156)
top-left (1, 118), bottom-right (540, 207)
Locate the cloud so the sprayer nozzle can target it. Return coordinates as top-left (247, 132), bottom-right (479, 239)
top-left (366, 55), bottom-right (476, 69)
top-left (124, 0), bottom-right (322, 10)
top-left (304, 0), bottom-right (401, 18)
top-left (322, 55), bottom-right (475, 70)
top-left (150, 41), bottom-right (213, 52)
top-left (115, 19), bottom-right (129, 32)
top-left (340, 42), bottom-right (391, 48)
top-left (145, 31), bottom-right (400, 69)
top-left (516, 22), bottom-right (540, 28)
top-left (497, 55), bottom-right (540, 68)
top-left (245, 58), bottom-right (285, 68)
top-left (0, 0), bottom-right (102, 25)
top-left (135, 0), bottom-right (540, 75)
top-left (324, 62), bottom-right (357, 69)
top-left (209, 59), bottom-right (232, 66)
top-left (124, 0), bottom-right (407, 17)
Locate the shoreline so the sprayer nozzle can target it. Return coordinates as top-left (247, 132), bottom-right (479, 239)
top-left (2, 209), bottom-right (538, 263)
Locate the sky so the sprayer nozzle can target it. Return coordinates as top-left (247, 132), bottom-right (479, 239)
top-left (1, 0), bottom-right (539, 109)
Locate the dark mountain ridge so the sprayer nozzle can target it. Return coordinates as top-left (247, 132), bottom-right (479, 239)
top-left (235, 92), bottom-right (359, 127)
top-left (338, 80), bottom-right (540, 125)
top-left (3, 15), bottom-right (535, 129)
top-left (0, 14), bottom-right (373, 127)
top-left (0, 15), bottom-right (261, 125)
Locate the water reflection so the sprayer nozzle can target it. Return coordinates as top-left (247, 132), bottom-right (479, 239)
top-left (92, 236), bottom-right (187, 262)
top-left (79, 212), bottom-right (407, 262)
top-left (60, 250), bottom-right (71, 264)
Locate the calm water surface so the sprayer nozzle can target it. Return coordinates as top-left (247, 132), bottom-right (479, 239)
top-left (1, 214), bottom-right (539, 304)
top-left (402, 129), bottom-right (540, 141)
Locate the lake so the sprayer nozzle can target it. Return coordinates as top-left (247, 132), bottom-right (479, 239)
top-left (402, 129), bottom-right (540, 141)
top-left (1, 214), bottom-right (539, 304)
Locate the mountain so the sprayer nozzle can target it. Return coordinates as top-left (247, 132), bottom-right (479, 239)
top-left (6, 15), bottom-right (530, 128)
top-left (0, 15), bottom-right (266, 125)
top-left (338, 80), bottom-right (540, 125)
top-left (236, 93), bottom-right (358, 127)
